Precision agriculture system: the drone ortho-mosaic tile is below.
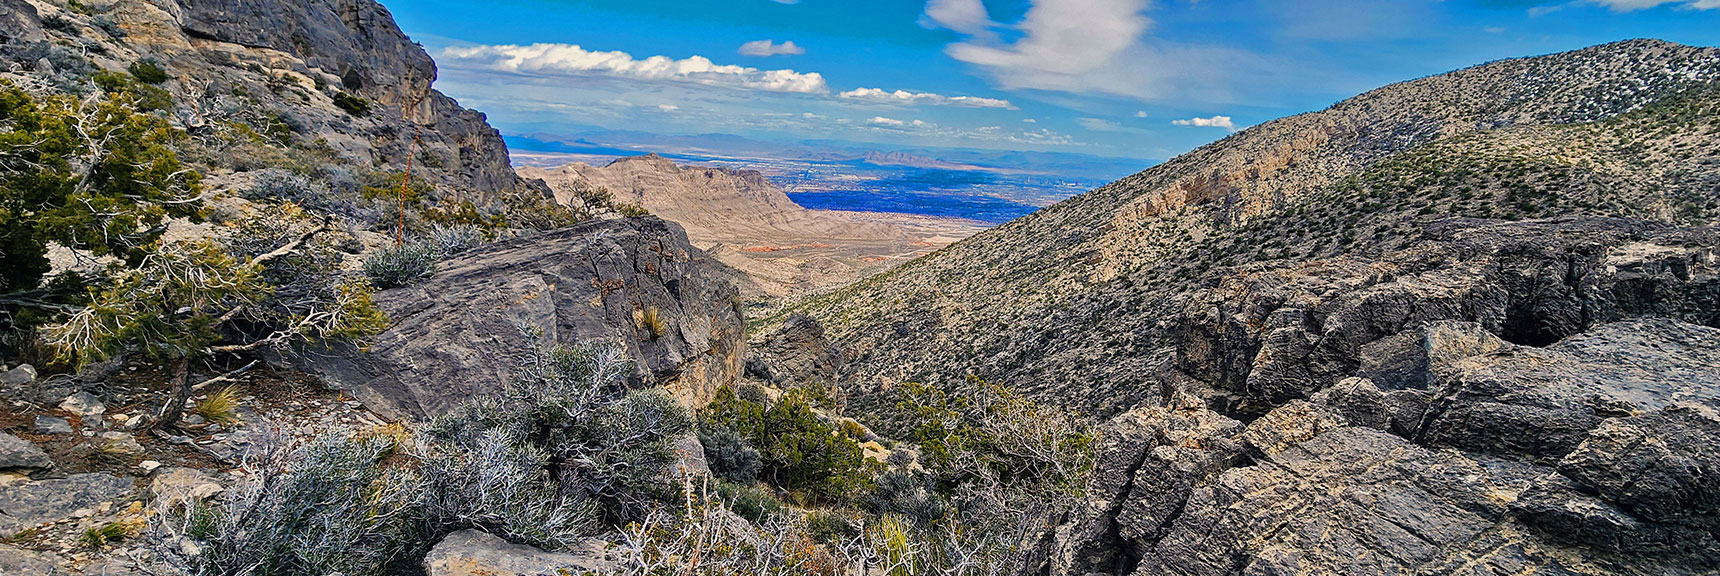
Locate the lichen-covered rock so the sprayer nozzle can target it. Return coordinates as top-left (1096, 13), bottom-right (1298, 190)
top-left (1416, 319), bottom-right (1720, 459)
top-left (0, 0), bottom-right (41, 44)
top-left (423, 529), bottom-right (618, 576)
top-left (1508, 404), bottom-right (1720, 563)
top-left (1177, 218), bottom-right (1718, 418)
top-left (0, 434), bottom-right (51, 472)
top-left (305, 217), bottom-right (743, 419)
top-left (1135, 427), bottom-right (1584, 576)
top-left (0, 473), bottom-right (134, 537)
top-left (1034, 395), bottom-right (1245, 576)
top-left (0, 543), bottom-right (65, 575)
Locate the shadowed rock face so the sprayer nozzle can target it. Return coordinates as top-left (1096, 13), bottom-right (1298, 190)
top-left (302, 217), bottom-right (745, 419)
top-left (0, 0), bottom-right (41, 44)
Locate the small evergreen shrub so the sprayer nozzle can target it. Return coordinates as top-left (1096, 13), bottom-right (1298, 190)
top-left (362, 241), bottom-right (439, 289)
top-left (128, 61), bottom-right (167, 84)
top-left (332, 91), bottom-right (370, 116)
top-left (713, 480), bottom-right (784, 525)
top-left (698, 421), bottom-right (762, 484)
top-left (703, 386), bottom-right (871, 504)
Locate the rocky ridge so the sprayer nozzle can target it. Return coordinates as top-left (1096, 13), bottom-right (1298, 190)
top-left (524, 154), bottom-right (984, 306)
top-left (786, 39), bottom-right (1720, 415)
top-left (301, 216), bottom-right (745, 419)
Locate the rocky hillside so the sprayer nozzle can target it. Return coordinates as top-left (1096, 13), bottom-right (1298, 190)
top-left (524, 155), bottom-right (984, 306)
top-left (763, 38), bottom-right (1720, 576)
top-left (0, 0), bottom-right (534, 205)
top-left (787, 39), bottom-right (1720, 414)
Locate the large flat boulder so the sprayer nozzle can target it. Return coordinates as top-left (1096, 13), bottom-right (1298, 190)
top-left (0, 433), bottom-right (51, 472)
top-left (1416, 319), bottom-right (1720, 459)
top-left (0, 473), bottom-right (134, 537)
top-left (423, 530), bottom-right (618, 576)
top-left (305, 217), bottom-right (744, 419)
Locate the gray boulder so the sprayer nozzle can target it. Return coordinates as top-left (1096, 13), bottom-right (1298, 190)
top-left (423, 529), bottom-right (618, 576)
top-left (305, 217), bottom-right (744, 419)
top-left (1035, 394), bottom-right (1245, 576)
top-left (0, 543), bottom-right (65, 575)
top-left (1174, 218), bottom-right (1718, 418)
top-left (0, 364), bottom-right (34, 386)
top-left (60, 391), bottom-right (106, 418)
top-left (33, 416), bottom-right (72, 435)
top-left (0, 434), bottom-right (51, 472)
top-left (745, 314), bottom-right (842, 386)
top-left (1415, 319), bottom-right (1720, 459)
top-left (0, 0), bottom-right (42, 44)
top-left (1509, 404), bottom-right (1720, 563)
top-left (0, 473), bottom-right (134, 537)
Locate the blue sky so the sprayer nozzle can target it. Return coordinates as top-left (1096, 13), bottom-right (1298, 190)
top-left (387, 0), bottom-right (1720, 161)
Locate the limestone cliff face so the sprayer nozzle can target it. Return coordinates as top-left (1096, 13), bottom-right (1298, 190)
top-left (302, 217), bottom-right (745, 419)
top-left (0, 0), bottom-right (529, 200)
top-left (167, 0), bottom-right (524, 196)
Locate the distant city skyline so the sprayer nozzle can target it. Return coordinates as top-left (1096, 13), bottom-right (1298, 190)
top-left (390, 0), bottom-right (1720, 161)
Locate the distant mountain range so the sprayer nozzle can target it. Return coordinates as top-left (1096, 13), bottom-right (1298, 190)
top-left (505, 133), bottom-right (1150, 180)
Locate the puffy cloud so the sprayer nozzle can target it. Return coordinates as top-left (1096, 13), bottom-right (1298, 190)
top-left (1587, 0), bottom-right (1720, 10)
top-left (926, 0), bottom-right (1271, 102)
top-left (839, 87), bottom-right (1016, 109)
top-left (656, 104), bottom-right (680, 111)
top-left (739, 39), bottom-right (805, 57)
top-left (441, 43), bottom-right (829, 94)
top-left (1134, 110), bottom-right (1149, 118)
top-left (1171, 115), bottom-right (1237, 130)
top-left (919, 0), bottom-right (996, 35)
top-left (869, 116), bottom-right (907, 126)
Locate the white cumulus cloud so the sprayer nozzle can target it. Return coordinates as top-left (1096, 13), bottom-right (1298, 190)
top-left (441, 43), bottom-right (829, 94)
top-left (1172, 115), bottom-right (1237, 131)
top-left (869, 116), bottom-right (907, 126)
top-left (739, 39), bottom-right (805, 57)
top-left (839, 87), bottom-right (1016, 109)
top-left (1587, 0), bottom-right (1720, 10)
top-left (924, 0), bottom-right (1271, 102)
top-left (919, 0), bottom-right (996, 35)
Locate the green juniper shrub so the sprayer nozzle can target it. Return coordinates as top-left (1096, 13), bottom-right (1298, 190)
top-left (331, 91), bottom-right (370, 116)
top-left (703, 386), bottom-right (871, 505)
top-left (0, 83), bottom-right (203, 292)
top-left (697, 421), bottom-right (763, 484)
top-left (803, 509), bottom-right (860, 545)
top-left (128, 60), bottom-right (168, 84)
